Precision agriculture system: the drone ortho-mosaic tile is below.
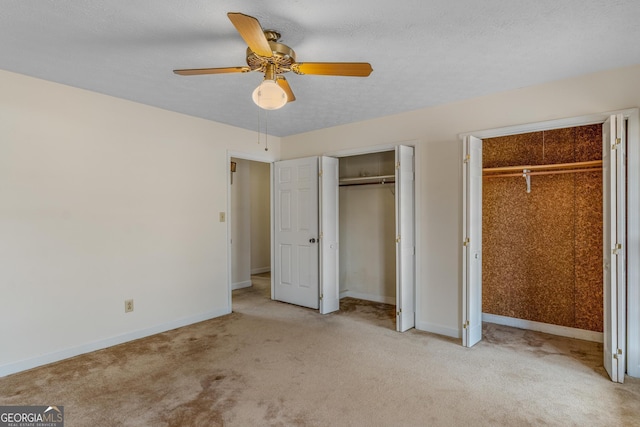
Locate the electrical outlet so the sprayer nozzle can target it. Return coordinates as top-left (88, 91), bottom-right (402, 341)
top-left (219, 212), bottom-right (226, 222)
top-left (125, 299), bottom-right (134, 313)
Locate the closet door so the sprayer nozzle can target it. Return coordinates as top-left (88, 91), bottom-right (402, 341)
top-left (462, 135), bottom-right (482, 347)
top-left (273, 157), bottom-right (320, 309)
top-left (395, 145), bottom-right (415, 332)
top-left (603, 114), bottom-right (626, 383)
top-left (319, 156), bottom-right (340, 314)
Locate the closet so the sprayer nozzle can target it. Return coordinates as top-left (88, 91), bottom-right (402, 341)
top-left (481, 124), bottom-right (603, 335)
top-left (338, 151), bottom-right (397, 306)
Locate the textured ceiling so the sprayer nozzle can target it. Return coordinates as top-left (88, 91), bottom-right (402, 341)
top-left (2, 1), bottom-right (640, 137)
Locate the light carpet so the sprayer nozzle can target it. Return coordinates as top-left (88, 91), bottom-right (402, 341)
top-left (1, 274), bottom-right (639, 426)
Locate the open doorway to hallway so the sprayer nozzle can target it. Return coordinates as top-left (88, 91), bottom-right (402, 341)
top-left (229, 157), bottom-right (271, 309)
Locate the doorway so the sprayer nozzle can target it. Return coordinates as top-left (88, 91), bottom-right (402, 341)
top-left (461, 109), bottom-right (640, 383)
top-left (338, 151), bottom-right (397, 326)
top-left (480, 124), bottom-right (604, 339)
top-left (229, 157), bottom-right (271, 307)
top-left (271, 144), bottom-right (417, 332)
top-left (337, 146), bottom-right (415, 332)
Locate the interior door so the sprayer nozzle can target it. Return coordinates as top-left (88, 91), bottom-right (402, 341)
top-left (273, 157), bottom-right (320, 309)
top-left (603, 114), bottom-right (627, 383)
top-left (462, 135), bottom-right (483, 347)
top-left (395, 145), bottom-right (416, 332)
top-left (320, 156), bottom-right (340, 314)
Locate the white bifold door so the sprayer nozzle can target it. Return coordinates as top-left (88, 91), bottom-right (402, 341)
top-left (319, 156), bottom-right (340, 314)
top-left (462, 135), bottom-right (483, 347)
top-left (395, 145), bottom-right (416, 332)
top-left (273, 147), bottom-right (415, 329)
top-left (272, 156), bottom-right (340, 313)
top-left (603, 114), bottom-right (626, 383)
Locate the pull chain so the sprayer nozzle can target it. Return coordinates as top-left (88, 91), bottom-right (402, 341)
top-left (256, 108), bottom-right (269, 152)
top-left (257, 106), bottom-right (261, 146)
top-left (264, 110), bottom-right (268, 151)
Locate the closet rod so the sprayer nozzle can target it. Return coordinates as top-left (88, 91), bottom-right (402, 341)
top-left (339, 174), bottom-right (395, 187)
top-left (483, 167), bottom-right (602, 179)
top-left (339, 180), bottom-right (395, 187)
top-left (483, 160), bottom-right (602, 174)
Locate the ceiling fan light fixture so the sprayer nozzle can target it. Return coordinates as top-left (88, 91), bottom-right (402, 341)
top-left (252, 79), bottom-right (287, 110)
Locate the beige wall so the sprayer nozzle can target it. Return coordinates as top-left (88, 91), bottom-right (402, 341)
top-left (281, 64), bottom-right (640, 338)
top-left (250, 161), bottom-right (271, 273)
top-left (339, 185), bottom-right (396, 302)
top-left (231, 158), bottom-right (252, 288)
top-left (0, 70), bottom-right (281, 376)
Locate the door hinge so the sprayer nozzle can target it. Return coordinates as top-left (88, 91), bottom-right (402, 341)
top-left (612, 137), bottom-right (621, 150)
top-left (463, 237), bottom-right (470, 247)
top-left (463, 320), bottom-right (470, 329)
top-left (614, 348), bottom-right (623, 359)
top-left (319, 169), bottom-right (323, 177)
top-left (463, 154), bottom-right (470, 164)
top-left (395, 161), bottom-right (401, 170)
top-left (320, 294), bottom-right (323, 300)
top-left (396, 235), bottom-right (401, 243)
top-left (613, 243), bottom-right (622, 255)
top-left (396, 308), bottom-right (402, 316)
top-left (319, 232), bottom-right (323, 240)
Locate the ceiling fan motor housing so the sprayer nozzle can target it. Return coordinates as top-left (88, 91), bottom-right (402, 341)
top-left (246, 32), bottom-right (297, 75)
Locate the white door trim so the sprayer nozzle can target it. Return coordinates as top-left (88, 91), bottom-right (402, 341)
top-left (458, 108), bottom-right (639, 379)
top-left (627, 110), bottom-right (640, 378)
top-left (459, 109), bottom-right (636, 139)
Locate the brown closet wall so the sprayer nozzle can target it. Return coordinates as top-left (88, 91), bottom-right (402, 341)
top-left (482, 124), bottom-right (603, 332)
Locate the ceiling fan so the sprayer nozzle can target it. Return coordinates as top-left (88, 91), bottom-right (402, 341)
top-left (173, 12), bottom-right (373, 110)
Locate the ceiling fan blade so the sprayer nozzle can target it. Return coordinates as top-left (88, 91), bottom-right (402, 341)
top-left (292, 62), bottom-right (373, 77)
top-left (227, 12), bottom-right (273, 58)
top-left (276, 76), bottom-right (296, 102)
top-left (173, 66), bottom-right (251, 76)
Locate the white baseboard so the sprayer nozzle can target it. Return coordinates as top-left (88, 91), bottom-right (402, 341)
top-left (232, 280), bottom-right (252, 290)
top-left (416, 320), bottom-right (461, 339)
top-left (251, 267), bottom-right (271, 275)
top-left (482, 313), bottom-right (604, 343)
top-left (339, 290), bottom-right (395, 305)
top-left (0, 306), bottom-right (231, 378)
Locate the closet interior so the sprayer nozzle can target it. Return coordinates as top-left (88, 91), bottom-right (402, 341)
top-left (482, 124), bottom-right (603, 335)
top-left (338, 151), bottom-right (397, 307)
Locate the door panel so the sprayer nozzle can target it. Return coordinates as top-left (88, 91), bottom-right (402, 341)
top-left (462, 135), bottom-right (483, 347)
top-left (273, 157), bottom-right (320, 309)
top-left (603, 114), bottom-right (626, 383)
top-left (396, 145), bottom-right (416, 332)
top-left (320, 156), bottom-right (340, 314)
top-left (615, 114), bottom-right (627, 382)
top-left (279, 244), bottom-right (292, 284)
top-left (279, 191), bottom-right (292, 230)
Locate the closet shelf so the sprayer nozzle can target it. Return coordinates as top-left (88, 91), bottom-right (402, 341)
top-left (483, 160), bottom-right (602, 179)
top-left (339, 174), bottom-right (395, 186)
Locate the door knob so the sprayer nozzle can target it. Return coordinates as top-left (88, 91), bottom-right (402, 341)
top-left (309, 238), bottom-right (316, 243)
